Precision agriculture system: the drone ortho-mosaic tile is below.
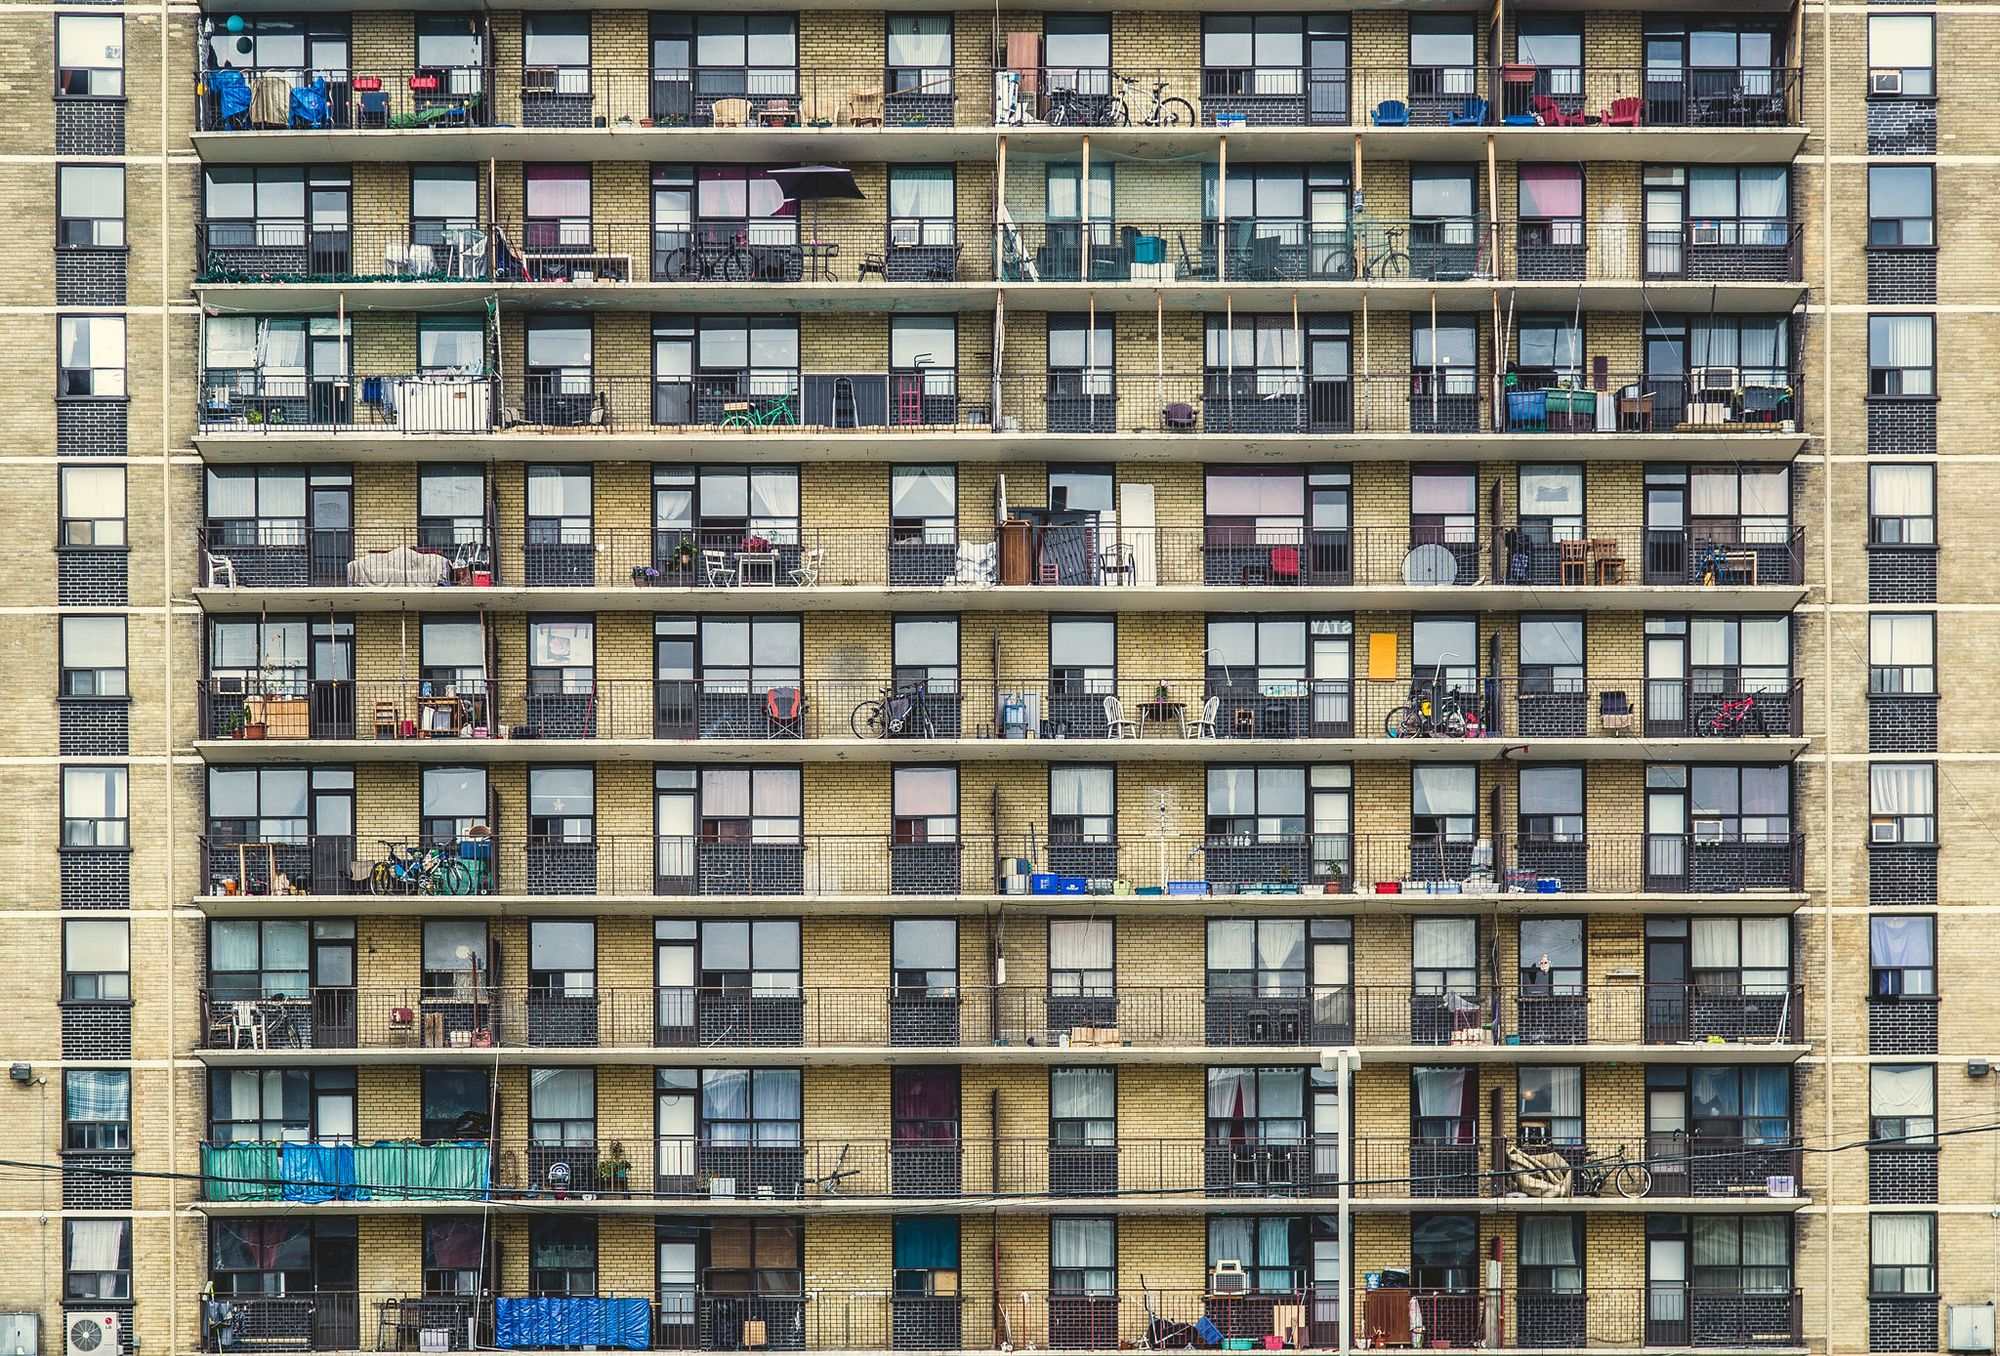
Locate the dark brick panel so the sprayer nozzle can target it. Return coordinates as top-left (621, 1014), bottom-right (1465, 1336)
top-left (60, 850), bottom-right (130, 909)
top-left (1867, 249), bottom-right (1937, 305)
top-left (1870, 1000), bottom-right (1939, 1056)
top-left (1870, 694), bottom-right (1938, 753)
top-left (54, 100), bottom-right (124, 155)
top-left (1870, 1147), bottom-right (1939, 1204)
top-left (1870, 548), bottom-right (1937, 605)
top-left (60, 699), bottom-right (130, 757)
top-left (1870, 845), bottom-right (1938, 907)
top-left (55, 249), bottom-right (128, 307)
top-left (58, 549), bottom-right (129, 607)
top-left (1868, 401), bottom-right (1937, 456)
top-left (1868, 100), bottom-right (1936, 155)
top-left (61, 1002), bottom-right (132, 1059)
top-left (62, 1157), bottom-right (132, 1210)
top-left (1870, 1297), bottom-right (1939, 1352)
top-left (56, 400), bottom-right (128, 456)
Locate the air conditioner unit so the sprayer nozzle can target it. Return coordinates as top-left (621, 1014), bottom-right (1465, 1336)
top-left (1693, 821), bottom-right (1725, 843)
top-left (65, 1312), bottom-right (121, 1356)
top-left (521, 66), bottom-right (560, 92)
top-left (1870, 69), bottom-right (1903, 97)
top-left (1211, 1261), bottom-right (1248, 1294)
top-left (1695, 365), bottom-right (1741, 394)
top-left (1872, 821), bottom-right (1902, 844)
top-left (212, 675), bottom-right (247, 696)
top-left (1689, 223), bottom-right (1722, 246)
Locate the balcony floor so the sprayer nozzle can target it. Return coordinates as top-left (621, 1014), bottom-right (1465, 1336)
top-left (190, 581), bottom-right (1811, 616)
top-left (190, 124), bottom-right (1809, 168)
top-left (193, 427), bottom-right (1811, 465)
top-left (193, 276), bottom-right (1807, 317)
top-left (191, 733), bottom-right (1809, 765)
top-left (191, 888), bottom-right (1808, 918)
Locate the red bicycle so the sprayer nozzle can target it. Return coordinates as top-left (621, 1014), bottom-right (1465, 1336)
top-left (1704, 695), bottom-right (1761, 736)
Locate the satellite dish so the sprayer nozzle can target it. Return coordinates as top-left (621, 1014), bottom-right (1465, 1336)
top-left (1403, 543), bottom-right (1459, 587)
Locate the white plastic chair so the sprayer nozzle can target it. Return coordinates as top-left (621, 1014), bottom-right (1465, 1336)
top-left (702, 550), bottom-right (737, 588)
top-left (1104, 695), bottom-right (1140, 739)
top-left (205, 552), bottom-right (238, 588)
top-left (789, 548), bottom-right (823, 588)
top-left (1183, 695), bottom-right (1220, 739)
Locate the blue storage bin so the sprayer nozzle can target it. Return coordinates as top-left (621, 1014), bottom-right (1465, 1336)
top-left (1167, 880), bottom-right (1211, 896)
top-left (1134, 235), bottom-right (1165, 265)
top-left (459, 840), bottom-right (492, 861)
top-left (1057, 876), bottom-right (1087, 893)
top-left (1030, 873), bottom-right (1059, 894)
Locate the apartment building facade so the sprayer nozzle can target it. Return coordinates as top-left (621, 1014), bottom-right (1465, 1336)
top-left (0, 1), bottom-right (1981, 1355)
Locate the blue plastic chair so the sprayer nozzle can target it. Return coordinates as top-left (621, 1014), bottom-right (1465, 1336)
top-left (1372, 99), bottom-right (1410, 127)
top-left (1449, 97), bottom-right (1489, 126)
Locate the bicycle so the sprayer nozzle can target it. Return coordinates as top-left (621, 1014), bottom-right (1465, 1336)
top-left (1045, 83), bottom-right (1118, 126)
top-left (1365, 225), bottom-right (1411, 279)
top-left (1108, 74), bottom-right (1195, 127)
top-left (800, 1143), bottom-right (861, 1196)
top-left (370, 840), bottom-right (478, 896)
top-left (664, 231), bottom-right (756, 283)
top-left (1572, 1143), bottom-right (1653, 1199)
top-left (1703, 693), bottom-right (1764, 736)
top-left (718, 390), bottom-right (800, 428)
top-left (1385, 661), bottom-right (1473, 739)
top-left (851, 680), bottom-right (938, 739)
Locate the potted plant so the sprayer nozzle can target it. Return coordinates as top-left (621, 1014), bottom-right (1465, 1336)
top-left (597, 1141), bottom-right (633, 1197)
top-left (214, 707), bottom-right (244, 739)
top-left (1153, 681), bottom-right (1170, 704)
top-left (670, 537), bottom-right (698, 571)
top-left (741, 533), bottom-right (770, 554)
top-left (631, 564), bottom-right (663, 586)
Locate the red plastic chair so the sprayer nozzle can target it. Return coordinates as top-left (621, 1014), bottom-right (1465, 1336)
top-left (1269, 546), bottom-right (1302, 582)
top-left (765, 686), bottom-right (803, 737)
top-left (1532, 94), bottom-right (1586, 127)
top-left (1602, 97), bottom-right (1642, 127)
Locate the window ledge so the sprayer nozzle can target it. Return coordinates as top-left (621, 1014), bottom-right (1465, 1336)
top-left (56, 244), bottom-right (131, 256)
top-left (58, 694), bottom-right (133, 706)
top-left (1865, 541), bottom-right (1939, 553)
top-left (54, 394), bottom-right (132, 405)
top-left (57, 998), bottom-right (133, 1009)
top-left (1865, 393), bottom-right (1940, 405)
top-left (1866, 839), bottom-right (1938, 851)
top-left (57, 844), bottom-right (132, 856)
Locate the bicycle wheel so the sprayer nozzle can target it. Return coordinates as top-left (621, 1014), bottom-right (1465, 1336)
top-left (369, 860), bottom-right (393, 896)
top-left (851, 700), bottom-right (886, 739)
top-left (1159, 97), bottom-right (1195, 127)
top-left (1108, 97), bottom-right (1132, 126)
top-left (1614, 1161), bottom-right (1653, 1199)
top-left (1385, 706), bottom-right (1420, 738)
top-left (721, 251), bottom-right (751, 283)
top-left (1435, 708), bottom-right (1469, 739)
top-left (719, 411), bottom-right (754, 427)
top-left (436, 859), bottom-right (474, 896)
top-left (1373, 251), bottom-right (1410, 279)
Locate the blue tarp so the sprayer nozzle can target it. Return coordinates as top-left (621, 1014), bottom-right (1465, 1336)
top-left (289, 77), bottom-right (330, 128)
top-left (278, 1142), bottom-right (362, 1202)
top-left (492, 1298), bottom-right (652, 1350)
top-left (209, 69), bottom-right (252, 125)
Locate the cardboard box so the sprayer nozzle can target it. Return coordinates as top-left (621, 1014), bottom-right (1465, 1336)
top-left (742, 1320), bottom-right (767, 1348)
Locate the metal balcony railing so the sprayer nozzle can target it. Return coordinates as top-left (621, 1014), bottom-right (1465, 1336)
top-left (197, 831), bottom-right (1807, 902)
top-left (193, 981), bottom-right (1805, 1055)
top-left (193, 62), bottom-right (1802, 133)
top-left (1353, 1134), bottom-right (1805, 1201)
top-left (192, 674), bottom-right (1806, 746)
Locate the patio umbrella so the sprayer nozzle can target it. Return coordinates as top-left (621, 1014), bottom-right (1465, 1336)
top-left (767, 165), bottom-right (865, 252)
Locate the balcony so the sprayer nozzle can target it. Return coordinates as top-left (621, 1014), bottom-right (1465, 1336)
top-left (192, 675), bottom-right (1806, 754)
top-left (198, 1139), bottom-right (490, 1202)
top-left (193, 980), bottom-right (1805, 1057)
top-left (190, 61), bottom-right (1803, 144)
top-left (198, 830), bottom-right (1806, 905)
top-left (1353, 1135), bottom-right (1804, 1202)
top-left (196, 1285), bottom-right (1802, 1353)
top-left (192, 522), bottom-right (1806, 602)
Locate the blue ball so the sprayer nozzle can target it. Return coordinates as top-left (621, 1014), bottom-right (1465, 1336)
top-left (224, 14), bottom-right (245, 32)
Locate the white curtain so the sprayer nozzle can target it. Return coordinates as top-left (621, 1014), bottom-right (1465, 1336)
top-left (1521, 1216), bottom-right (1580, 1268)
top-left (1870, 916), bottom-right (1933, 973)
top-left (69, 1220), bottom-right (126, 1273)
top-left (1872, 1215), bottom-right (1933, 1266)
top-left (1870, 1065), bottom-right (1933, 1119)
top-left (1414, 1067), bottom-right (1468, 1118)
top-left (1870, 464), bottom-right (1933, 518)
top-left (1051, 920), bottom-right (1112, 972)
top-left (1053, 1068), bottom-right (1115, 1119)
top-left (1052, 1218), bottom-right (1112, 1269)
top-left (531, 1068), bottom-right (595, 1121)
top-left (1413, 919), bottom-right (1475, 971)
top-left (1051, 767), bottom-right (1112, 818)
top-left (1871, 763), bottom-right (1935, 817)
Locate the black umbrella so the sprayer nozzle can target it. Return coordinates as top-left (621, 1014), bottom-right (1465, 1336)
top-left (767, 165), bottom-right (865, 269)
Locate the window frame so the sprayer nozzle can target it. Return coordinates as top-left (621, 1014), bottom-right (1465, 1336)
top-left (56, 14), bottom-right (124, 98)
top-left (63, 1068), bottom-right (132, 1152)
top-left (1869, 915), bottom-right (1935, 1000)
top-left (57, 164), bottom-right (126, 248)
top-left (1868, 1064), bottom-right (1937, 1145)
top-left (1867, 164), bottom-right (1935, 249)
top-left (62, 765), bottom-right (129, 849)
top-left (1868, 613), bottom-right (1936, 695)
top-left (58, 314), bottom-right (127, 398)
top-left (1869, 762), bottom-right (1938, 845)
top-left (1867, 14), bottom-right (1934, 99)
top-left (65, 1218), bottom-right (132, 1301)
top-left (60, 615), bottom-right (128, 698)
top-left (1868, 463), bottom-right (1935, 547)
top-left (1867, 314), bottom-right (1935, 399)
top-left (1869, 1213), bottom-right (1937, 1298)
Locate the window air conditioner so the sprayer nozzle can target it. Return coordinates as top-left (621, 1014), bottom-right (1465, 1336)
top-left (65, 1312), bottom-right (122, 1356)
top-left (1696, 366), bottom-right (1741, 394)
top-left (1872, 821), bottom-right (1902, 844)
top-left (1870, 70), bottom-right (1904, 97)
top-left (521, 66), bottom-right (560, 93)
top-left (1689, 224), bottom-right (1722, 246)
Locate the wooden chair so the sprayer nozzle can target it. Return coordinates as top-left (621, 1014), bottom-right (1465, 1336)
top-left (1558, 538), bottom-right (1591, 586)
top-left (802, 90), bottom-right (843, 127)
top-left (757, 99), bottom-right (798, 127)
top-left (373, 701), bottom-right (401, 740)
top-left (848, 87), bottom-right (884, 126)
top-left (702, 549), bottom-right (738, 588)
top-left (710, 97), bottom-right (750, 127)
top-left (1591, 539), bottom-right (1626, 585)
top-left (1103, 695), bottom-right (1141, 739)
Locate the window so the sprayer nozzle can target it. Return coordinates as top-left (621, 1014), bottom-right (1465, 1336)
top-left (527, 468), bottom-right (593, 548)
top-left (1208, 1216), bottom-right (1306, 1295)
top-left (423, 1068), bottom-right (492, 1142)
top-left (1047, 161), bottom-right (1114, 224)
top-left (1870, 1065), bottom-right (1935, 1144)
top-left (891, 316), bottom-right (956, 399)
top-left (207, 919), bottom-right (320, 998)
top-left (1050, 616), bottom-right (1115, 696)
top-left (888, 167), bottom-right (955, 246)
top-left (1691, 1067), bottom-right (1791, 1143)
top-left (208, 1068), bottom-right (355, 1142)
top-left (1206, 1067), bottom-right (1305, 1144)
top-left (892, 919), bottom-right (958, 996)
top-left (1870, 763), bottom-right (1936, 844)
top-left (892, 1068), bottom-right (960, 1154)
top-left (64, 1070), bottom-right (130, 1151)
top-left (1520, 615), bottom-right (1583, 692)
top-left (891, 466), bottom-right (955, 542)
top-left (1869, 464), bottom-right (1935, 546)
top-left (413, 168), bottom-right (481, 244)
top-left (1691, 766), bottom-right (1791, 840)
top-left (1520, 918), bottom-right (1583, 993)
top-left (1692, 1216), bottom-right (1791, 1293)
top-left (1520, 1216), bottom-right (1583, 1294)
top-left (525, 14), bottom-right (591, 88)
top-left (209, 1218), bottom-right (352, 1295)
top-left (418, 466), bottom-right (486, 546)
top-left (419, 316), bottom-right (484, 374)
top-left (1050, 766), bottom-right (1115, 843)
top-left (1409, 15), bottom-right (1476, 95)
top-left (529, 1067), bottom-right (596, 1145)
top-left (57, 15), bottom-right (123, 97)
top-left (204, 467), bottom-right (306, 545)
top-left (698, 920), bottom-right (801, 996)
top-left (1517, 321), bottom-right (1582, 382)
top-left (1207, 767), bottom-right (1306, 841)
top-left (1048, 315), bottom-right (1114, 390)
top-left (696, 1218), bottom-right (801, 1296)
top-left (701, 1067), bottom-right (801, 1143)
top-left (1044, 15), bottom-right (1112, 90)
top-left (1692, 917), bottom-right (1790, 992)
top-left (1207, 918), bottom-right (1308, 996)
top-left (1413, 617), bottom-right (1479, 691)
top-left (61, 616), bottom-right (126, 697)
top-left (677, 14), bottom-right (797, 88)
top-left (530, 920), bottom-right (596, 998)
top-left (893, 1217), bottom-right (961, 1299)
top-left (1412, 1067), bottom-right (1476, 1141)
top-left (1519, 166), bottom-right (1583, 247)
top-left (530, 766), bottom-right (595, 843)
top-left (422, 920), bottom-right (487, 996)
top-left (1871, 1215), bottom-right (1935, 1296)
top-left (1411, 1214), bottom-right (1476, 1289)
top-left (425, 1217), bottom-right (487, 1295)
top-left (63, 766), bottom-right (127, 847)
top-left (1051, 1069), bottom-right (1115, 1146)
top-left (1870, 916), bottom-right (1935, 998)
top-left (893, 765), bottom-right (957, 843)
top-left (1869, 315), bottom-right (1934, 397)
top-left (60, 466), bottom-right (125, 547)
top-left (417, 15), bottom-right (481, 73)
top-left (66, 1219), bottom-right (130, 1300)
top-left (1050, 920), bottom-right (1113, 997)
top-left (1411, 918), bottom-right (1475, 996)
top-left (1870, 614), bottom-right (1936, 694)
top-left (1052, 1218), bottom-right (1115, 1294)
top-left (59, 316), bottom-right (125, 397)
top-left (697, 768), bottom-right (802, 843)
top-left (652, 467), bottom-right (802, 544)
top-left (1412, 765), bottom-right (1477, 841)
top-left (1686, 167), bottom-right (1790, 246)
top-left (422, 767), bottom-right (486, 844)
top-left (1690, 616), bottom-right (1791, 693)
top-left (1868, 15), bottom-right (1932, 98)
top-left (1868, 166), bottom-right (1934, 248)
top-left (1412, 466), bottom-right (1478, 540)
top-left (525, 165), bottom-right (591, 248)
top-left (57, 165), bottom-right (124, 248)
top-left (886, 15), bottom-right (952, 94)
top-left (530, 1219), bottom-right (597, 1296)
top-left (1519, 766), bottom-right (1584, 843)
